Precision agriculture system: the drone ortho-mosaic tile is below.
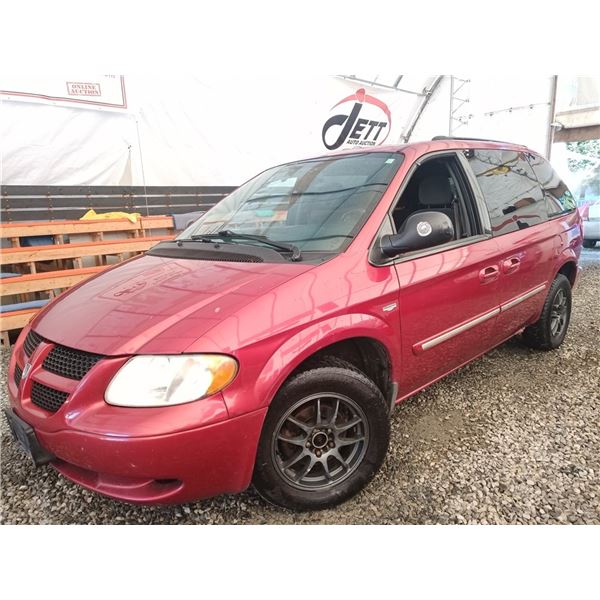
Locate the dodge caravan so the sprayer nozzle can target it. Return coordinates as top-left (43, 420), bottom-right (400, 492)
top-left (5, 138), bottom-right (583, 510)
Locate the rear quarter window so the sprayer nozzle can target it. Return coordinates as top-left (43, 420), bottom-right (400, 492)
top-left (527, 154), bottom-right (576, 218)
top-left (468, 149), bottom-right (548, 236)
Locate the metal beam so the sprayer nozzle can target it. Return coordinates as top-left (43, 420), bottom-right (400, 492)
top-left (449, 76), bottom-right (471, 135)
top-left (336, 75), bottom-right (425, 96)
top-left (402, 76), bottom-right (444, 143)
top-left (554, 123), bottom-right (600, 143)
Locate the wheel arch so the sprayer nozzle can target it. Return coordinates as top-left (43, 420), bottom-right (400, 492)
top-left (289, 336), bottom-right (395, 405)
top-left (555, 257), bottom-right (578, 287)
top-left (248, 313), bottom-right (400, 417)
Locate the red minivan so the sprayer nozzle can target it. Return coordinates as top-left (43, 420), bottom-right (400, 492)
top-left (5, 137), bottom-right (583, 510)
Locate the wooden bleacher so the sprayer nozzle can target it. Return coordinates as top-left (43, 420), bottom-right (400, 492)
top-left (1, 216), bottom-right (174, 241)
top-left (1, 236), bottom-right (170, 271)
top-left (0, 216), bottom-right (175, 345)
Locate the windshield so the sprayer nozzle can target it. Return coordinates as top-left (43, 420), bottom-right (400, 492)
top-left (179, 152), bottom-right (403, 253)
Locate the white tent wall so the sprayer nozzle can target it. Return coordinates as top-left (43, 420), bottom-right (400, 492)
top-left (120, 75), bottom-right (421, 186)
top-left (1, 75), bottom-right (558, 188)
top-left (0, 101), bottom-right (138, 185)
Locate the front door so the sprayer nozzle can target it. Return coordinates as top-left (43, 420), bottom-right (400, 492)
top-left (395, 238), bottom-right (501, 395)
top-left (389, 151), bottom-right (502, 397)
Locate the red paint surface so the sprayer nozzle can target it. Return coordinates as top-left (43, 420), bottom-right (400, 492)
top-left (7, 139), bottom-right (582, 504)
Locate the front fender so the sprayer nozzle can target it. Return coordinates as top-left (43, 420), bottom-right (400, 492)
top-left (222, 312), bottom-right (400, 418)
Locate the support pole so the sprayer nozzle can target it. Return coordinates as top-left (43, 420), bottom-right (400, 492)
top-left (546, 75), bottom-right (559, 160)
top-left (449, 75), bottom-right (454, 136)
top-left (135, 116), bottom-right (150, 217)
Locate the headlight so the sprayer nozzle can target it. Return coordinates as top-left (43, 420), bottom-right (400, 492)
top-left (105, 354), bottom-right (238, 407)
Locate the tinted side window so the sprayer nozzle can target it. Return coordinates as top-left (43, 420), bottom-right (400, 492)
top-left (527, 154), bottom-right (576, 218)
top-left (468, 149), bottom-right (547, 236)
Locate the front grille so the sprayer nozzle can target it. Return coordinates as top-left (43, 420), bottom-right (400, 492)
top-left (24, 330), bottom-right (44, 357)
top-left (43, 345), bottom-right (103, 380)
top-left (14, 364), bottom-right (23, 387)
top-left (31, 382), bottom-right (69, 413)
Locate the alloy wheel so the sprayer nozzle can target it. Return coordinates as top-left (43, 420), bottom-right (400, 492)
top-left (272, 392), bottom-right (369, 491)
top-left (550, 288), bottom-right (568, 337)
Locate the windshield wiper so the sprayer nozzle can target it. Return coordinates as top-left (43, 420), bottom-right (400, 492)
top-left (187, 230), bottom-right (302, 261)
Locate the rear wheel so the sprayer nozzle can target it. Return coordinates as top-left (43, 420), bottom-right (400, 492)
top-left (253, 359), bottom-right (390, 510)
top-left (522, 274), bottom-right (572, 351)
top-left (583, 239), bottom-right (597, 248)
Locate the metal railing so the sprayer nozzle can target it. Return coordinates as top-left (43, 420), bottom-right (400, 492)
top-left (0, 185), bottom-right (236, 222)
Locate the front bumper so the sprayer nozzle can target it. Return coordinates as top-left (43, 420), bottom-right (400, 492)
top-left (6, 327), bottom-right (266, 504)
top-left (33, 409), bottom-right (265, 503)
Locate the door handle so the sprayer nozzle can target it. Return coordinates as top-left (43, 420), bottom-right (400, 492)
top-left (502, 257), bottom-right (521, 274)
top-left (479, 265), bottom-right (499, 284)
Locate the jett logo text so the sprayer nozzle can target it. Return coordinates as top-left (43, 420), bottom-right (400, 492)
top-left (322, 88), bottom-right (392, 150)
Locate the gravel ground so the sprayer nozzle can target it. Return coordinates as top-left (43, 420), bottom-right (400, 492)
top-left (1, 249), bottom-right (599, 525)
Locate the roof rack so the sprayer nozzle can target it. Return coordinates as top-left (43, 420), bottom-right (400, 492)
top-left (432, 135), bottom-right (516, 144)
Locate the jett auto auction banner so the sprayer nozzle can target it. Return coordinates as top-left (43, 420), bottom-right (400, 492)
top-left (321, 87), bottom-right (395, 150)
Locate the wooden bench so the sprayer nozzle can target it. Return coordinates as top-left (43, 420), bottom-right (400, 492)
top-left (1, 216), bottom-right (175, 345)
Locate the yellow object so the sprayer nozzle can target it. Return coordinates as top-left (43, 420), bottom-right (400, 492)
top-left (80, 209), bottom-right (141, 224)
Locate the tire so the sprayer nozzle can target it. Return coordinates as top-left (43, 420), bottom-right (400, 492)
top-left (583, 239), bottom-right (597, 248)
top-left (522, 274), bottom-right (572, 351)
top-left (253, 359), bottom-right (390, 511)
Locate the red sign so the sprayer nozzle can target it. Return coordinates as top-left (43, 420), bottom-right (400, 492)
top-left (66, 82), bottom-right (102, 97)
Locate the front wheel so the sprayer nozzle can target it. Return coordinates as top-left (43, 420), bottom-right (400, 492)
top-left (253, 360), bottom-right (390, 511)
top-left (583, 239), bottom-right (597, 248)
top-left (522, 274), bottom-right (572, 351)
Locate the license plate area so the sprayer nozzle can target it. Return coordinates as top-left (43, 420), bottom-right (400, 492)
top-left (3, 408), bottom-right (55, 466)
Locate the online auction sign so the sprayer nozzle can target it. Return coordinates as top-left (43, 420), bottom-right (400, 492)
top-left (0, 75), bottom-right (128, 111)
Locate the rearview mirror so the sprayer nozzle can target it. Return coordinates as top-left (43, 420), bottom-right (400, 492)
top-left (380, 211), bottom-right (454, 258)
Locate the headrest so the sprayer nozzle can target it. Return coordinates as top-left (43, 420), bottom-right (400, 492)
top-left (418, 175), bottom-right (453, 206)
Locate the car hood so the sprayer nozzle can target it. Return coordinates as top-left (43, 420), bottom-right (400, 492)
top-left (32, 254), bottom-right (315, 355)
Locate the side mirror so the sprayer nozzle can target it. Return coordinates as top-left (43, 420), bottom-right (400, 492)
top-left (380, 211), bottom-right (454, 258)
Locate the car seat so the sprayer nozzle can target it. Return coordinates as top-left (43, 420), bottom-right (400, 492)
top-left (410, 174), bottom-right (460, 239)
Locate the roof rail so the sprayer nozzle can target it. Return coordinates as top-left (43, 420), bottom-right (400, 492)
top-left (432, 135), bottom-right (518, 145)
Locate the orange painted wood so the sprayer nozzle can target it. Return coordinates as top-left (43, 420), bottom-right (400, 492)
top-left (0, 236), bottom-right (171, 265)
top-left (0, 215), bottom-right (174, 238)
top-left (1, 266), bottom-right (107, 295)
top-left (0, 308), bottom-right (39, 332)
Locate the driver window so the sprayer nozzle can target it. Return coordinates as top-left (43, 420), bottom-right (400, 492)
top-left (392, 155), bottom-right (479, 241)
